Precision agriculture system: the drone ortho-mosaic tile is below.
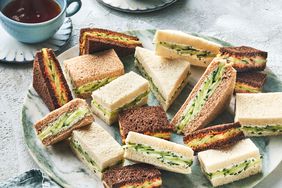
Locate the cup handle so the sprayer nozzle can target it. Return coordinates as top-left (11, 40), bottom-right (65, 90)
top-left (66, 0), bottom-right (82, 17)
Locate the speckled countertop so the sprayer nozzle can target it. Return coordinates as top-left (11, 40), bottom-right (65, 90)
top-left (0, 0), bottom-right (282, 187)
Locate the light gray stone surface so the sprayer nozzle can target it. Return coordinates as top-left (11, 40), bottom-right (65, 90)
top-left (0, 0), bottom-right (282, 187)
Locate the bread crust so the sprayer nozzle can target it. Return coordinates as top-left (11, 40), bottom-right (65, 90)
top-left (236, 72), bottom-right (266, 88)
top-left (219, 46), bottom-right (267, 58)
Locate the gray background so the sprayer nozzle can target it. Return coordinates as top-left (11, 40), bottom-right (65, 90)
top-left (1, 0), bottom-right (282, 187)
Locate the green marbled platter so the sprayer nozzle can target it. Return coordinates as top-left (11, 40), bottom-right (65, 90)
top-left (22, 30), bottom-right (282, 188)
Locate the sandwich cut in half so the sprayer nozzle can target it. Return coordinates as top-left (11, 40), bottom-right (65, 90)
top-left (33, 48), bottom-right (73, 111)
top-left (91, 71), bottom-right (149, 125)
top-left (64, 49), bottom-right (124, 98)
top-left (135, 47), bottom-right (191, 111)
top-left (171, 58), bottom-right (236, 134)
top-left (198, 139), bottom-right (262, 187)
top-left (35, 99), bottom-right (94, 146)
top-left (102, 163), bottom-right (162, 188)
top-left (218, 46), bottom-right (267, 72)
top-left (235, 72), bottom-right (266, 93)
top-left (124, 132), bottom-right (194, 174)
top-left (154, 30), bottom-right (221, 67)
top-left (118, 106), bottom-right (174, 143)
top-left (183, 122), bottom-right (245, 152)
top-left (70, 122), bottom-right (124, 179)
top-left (79, 28), bottom-right (142, 57)
top-left (235, 92), bottom-right (282, 136)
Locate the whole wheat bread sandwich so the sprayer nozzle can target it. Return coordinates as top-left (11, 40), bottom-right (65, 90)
top-left (235, 72), bottom-right (266, 93)
top-left (118, 106), bottom-right (173, 143)
top-left (79, 28), bottom-right (142, 57)
top-left (171, 58), bottom-right (236, 134)
top-left (217, 46), bottom-right (267, 72)
top-left (102, 163), bottom-right (162, 188)
top-left (64, 49), bottom-right (124, 98)
top-left (33, 48), bottom-right (73, 111)
top-left (183, 122), bottom-right (245, 152)
top-left (135, 47), bottom-right (191, 111)
top-left (35, 98), bottom-right (94, 146)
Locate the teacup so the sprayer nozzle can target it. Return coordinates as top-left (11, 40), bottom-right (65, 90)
top-left (0, 0), bottom-right (81, 43)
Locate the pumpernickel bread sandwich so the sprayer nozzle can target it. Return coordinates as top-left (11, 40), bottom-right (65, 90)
top-left (235, 72), bottom-right (266, 93)
top-left (171, 58), bottom-right (236, 134)
top-left (79, 28), bottom-right (142, 57)
top-left (33, 48), bottom-right (73, 111)
top-left (35, 99), bottom-right (94, 146)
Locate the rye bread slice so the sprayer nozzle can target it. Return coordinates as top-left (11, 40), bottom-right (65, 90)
top-left (33, 49), bottom-right (73, 111)
top-left (235, 72), bottom-right (266, 93)
top-left (183, 122), bottom-right (245, 152)
top-left (171, 59), bottom-right (236, 134)
top-left (102, 163), bottom-right (161, 188)
top-left (35, 98), bottom-right (94, 146)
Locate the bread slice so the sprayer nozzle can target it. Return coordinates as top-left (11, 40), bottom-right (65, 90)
top-left (34, 99), bottom-right (94, 146)
top-left (64, 49), bottom-right (124, 98)
top-left (79, 28), bottom-right (142, 57)
top-left (135, 47), bottom-right (191, 111)
top-left (33, 48), bottom-right (73, 111)
top-left (70, 122), bottom-right (124, 179)
top-left (171, 58), bottom-right (236, 134)
top-left (124, 132), bottom-right (194, 174)
top-left (91, 71), bottom-right (149, 125)
top-left (235, 72), bottom-right (266, 93)
top-left (154, 30), bottom-right (221, 67)
top-left (102, 164), bottom-right (162, 188)
top-left (235, 92), bottom-right (282, 136)
top-left (183, 122), bottom-right (245, 152)
top-left (198, 139), bottom-right (262, 187)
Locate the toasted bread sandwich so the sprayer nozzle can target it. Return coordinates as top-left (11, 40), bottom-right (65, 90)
top-left (64, 49), bottom-right (124, 98)
top-left (35, 99), bottom-right (94, 146)
top-left (70, 122), bottom-right (124, 179)
top-left (183, 122), bottom-right (245, 152)
top-left (102, 164), bottom-right (162, 188)
top-left (119, 106), bottom-right (173, 143)
top-left (171, 58), bottom-right (236, 134)
top-left (124, 132), bottom-right (194, 174)
top-left (33, 48), bottom-right (73, 111)
top-left (154, 30), bottom-right (221, 67)
top-left (218, 46), bottom-right (267, 72)
top-left (198, 139), bottom-right (262, 187)
top-left (235, 72), bottom-right (266, 93)
top-left (79, 28), bottom-right (142, 57)
top-left (135, 47), bottom-right (191, 111)
top-left (91, 71), bottom-right (149, 125)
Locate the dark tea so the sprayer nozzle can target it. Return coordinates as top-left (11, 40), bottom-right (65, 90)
top-left (2, 0), bottom-right (61, 23)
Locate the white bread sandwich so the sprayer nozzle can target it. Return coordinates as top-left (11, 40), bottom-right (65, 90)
top-left (135, 47), bottom-right (191, 111)
top-left (91, 71), bottom-right (149, 125)
top-left (69, 122), bottom-right (124, 179)
top-left (154, 30), bottom-right (221, 67)
top-left (171, 58), bottom-right (236, 134)
top-left (235, 92), bottom-right (282, 136)
top-left (124, 132), bottom-right (194, 174)
top-left (198, 139), bottom-right (262, 187)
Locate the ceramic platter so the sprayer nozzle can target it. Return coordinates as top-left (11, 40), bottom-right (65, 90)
top-left (0, 18), bottom-right (72, 64)
top-left (96, 0), bottom-right (178, 13)
top-left (22, 29), bottom-right (282, 188)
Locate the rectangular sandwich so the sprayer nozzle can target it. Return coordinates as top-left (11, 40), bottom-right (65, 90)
top-left (154, 30), bottom-right (221, 67)
top-left (198, 139), bottom-right (262, 187)
top-left (171, 58), bottom-right (236, 134)
top-left (79, 28), bottom-right (142, 57)
top-left (91, 71), bottom-right (149, 125)
top-left (235, 92), bottom-right (282, 136)
top-left (33, 48), bottom-right (73, 111)
top-left (135, 47), bottom-right (191, 111)
top-left (124, 132), bottom-right (194, 174)
top-left (102, 164), bottom-right (162, 188)
top-left (183, 122), bottom-right (245, 152)
top-left (118, 106), bottom-right (174, 143)
top-left (64, 49), bottom-right (124, 98)
top-left (35, 99), bottom-right (94, 146)
top-left (235, 72), bottom-right (266, 93)
top-left (70, 122), bottom-right (124, 178)
top-left (218, 46), bottom-right (267, 72)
